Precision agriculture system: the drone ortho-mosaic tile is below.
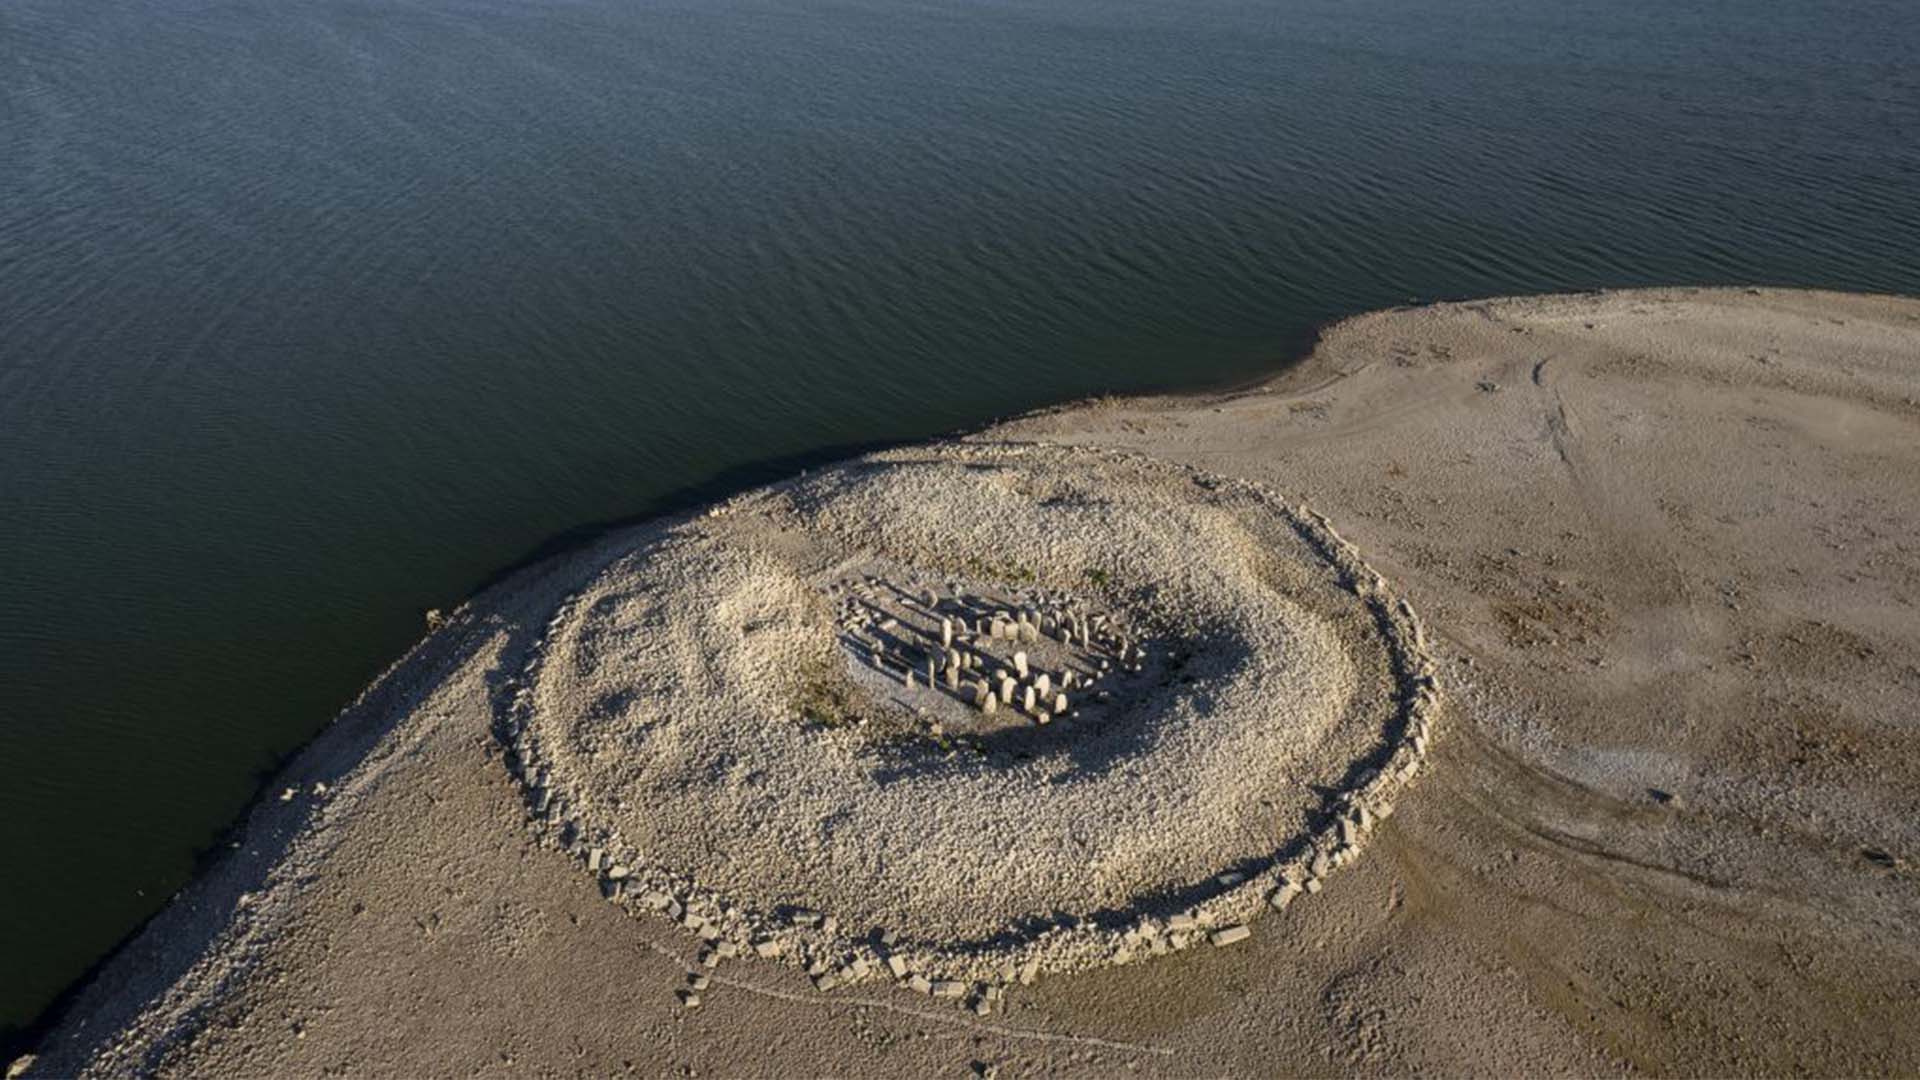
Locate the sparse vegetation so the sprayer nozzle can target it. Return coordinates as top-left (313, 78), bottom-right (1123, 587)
top-left (793, 660), bottom-right (858, 729)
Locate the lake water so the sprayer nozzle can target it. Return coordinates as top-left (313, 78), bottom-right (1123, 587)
top-left (2, 0), bottom-right (1916, 1040)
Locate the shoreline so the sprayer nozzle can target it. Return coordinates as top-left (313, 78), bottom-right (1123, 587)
top-left (7, 312), bottom-right (1356, 1067)
top-left (19, 286), bottom-right (1920, 1077)
top-left (6, 284), bottom-right (1373, 1066)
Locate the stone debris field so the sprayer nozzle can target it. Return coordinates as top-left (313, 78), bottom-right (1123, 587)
top-left (498, 442), bottom-right (1439, 1014)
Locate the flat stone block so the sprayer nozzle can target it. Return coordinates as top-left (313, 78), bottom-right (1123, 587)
top-left (1209, 925), bottom-right (1251, 946)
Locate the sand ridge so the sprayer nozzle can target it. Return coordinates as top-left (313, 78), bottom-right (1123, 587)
top-left (502, 443), bottom-right (1438, 996)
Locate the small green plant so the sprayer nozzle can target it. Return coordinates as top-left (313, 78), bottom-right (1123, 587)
top-left (793, 660), bottom-right (856, 729)
top-left (1083, 567), bottom-right (1111, 588)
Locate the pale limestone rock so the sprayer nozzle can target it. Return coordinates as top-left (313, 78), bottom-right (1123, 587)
top-left (1209, 925), bottom-right (1251, 946)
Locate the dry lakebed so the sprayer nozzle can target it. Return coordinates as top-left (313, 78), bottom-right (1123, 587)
top-left (18, 288), bottom-right (1920, 1077)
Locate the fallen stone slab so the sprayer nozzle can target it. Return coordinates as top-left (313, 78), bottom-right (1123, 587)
top-left (1209, 925), bottom-right (1251, 947)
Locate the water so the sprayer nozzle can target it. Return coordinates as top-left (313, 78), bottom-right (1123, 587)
top-left (2, 0), bottom-right (1915, 1039)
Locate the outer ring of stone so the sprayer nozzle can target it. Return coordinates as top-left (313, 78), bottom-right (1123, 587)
top-left (500, 442), bottom-right (1441, 987)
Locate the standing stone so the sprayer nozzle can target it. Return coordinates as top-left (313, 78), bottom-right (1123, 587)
top-left (998, 674), bottom-right (1015, 704)
top-left (1052, 693), bottom-right (1068, 715)
top-left (1013, 651), bottom-right (1029, 678)
top-left (1022, 686), bottom-right (1036, 713)
top-left (904, 670), bottom-right (916, 689)
top-left (941, 618), bottom-right (953, 648)
top-left (1035, 673), bottom-right (1052, 698)
top-left (944, 666), bottom-right (959, 691)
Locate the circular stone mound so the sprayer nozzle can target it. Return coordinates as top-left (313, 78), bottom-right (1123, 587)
top-left (504, 442), bottom-right (1439, 986)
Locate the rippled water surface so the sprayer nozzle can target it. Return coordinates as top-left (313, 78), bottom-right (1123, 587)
top-left (2, 0), bottom-right (1917, 1037)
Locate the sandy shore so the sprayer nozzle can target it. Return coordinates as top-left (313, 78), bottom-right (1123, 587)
top-left (19, 287), bottom-right (1920, 1077)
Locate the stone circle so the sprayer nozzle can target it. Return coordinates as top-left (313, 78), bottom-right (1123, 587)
top-left (502, 442), bottom-right (1439, 992)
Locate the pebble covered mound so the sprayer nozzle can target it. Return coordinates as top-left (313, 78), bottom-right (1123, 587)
top-left (503, 442), bottom-right (1438, 991)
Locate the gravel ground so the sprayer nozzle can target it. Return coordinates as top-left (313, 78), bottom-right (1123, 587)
top-left (507, 443), bottom-right (1432, 989)
top-left (18, 287), bottom-right (1920, 1078)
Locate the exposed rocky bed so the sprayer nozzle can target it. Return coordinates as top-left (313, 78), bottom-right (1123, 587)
top-left (502, 444), bottom-right (1438, 1010)
top-left (20, 289), bottom-right (1920, 1078)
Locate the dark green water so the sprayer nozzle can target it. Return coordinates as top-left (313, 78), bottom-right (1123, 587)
top-left (2, 0), bottom-right (1916, 1039)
